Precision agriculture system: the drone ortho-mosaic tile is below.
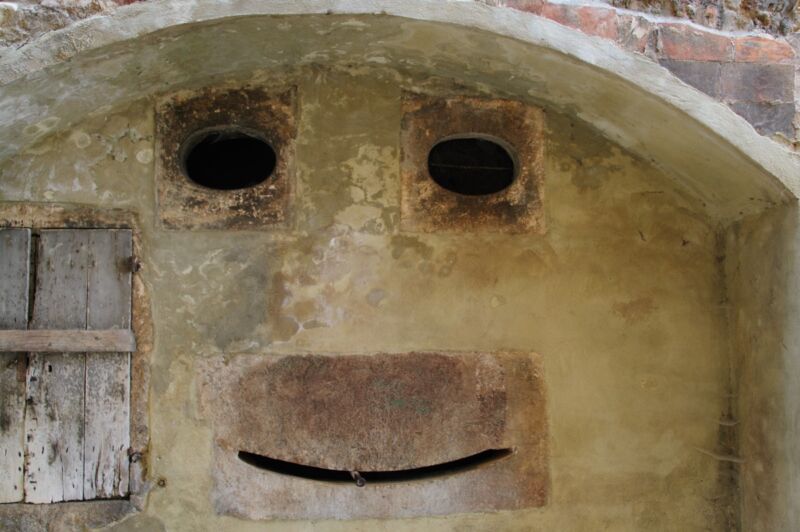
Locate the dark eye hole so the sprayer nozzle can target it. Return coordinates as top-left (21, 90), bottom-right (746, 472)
top-left (427, 137), bottom-right (516, 196)
top-left (181, 128), bottom-right (276, 191)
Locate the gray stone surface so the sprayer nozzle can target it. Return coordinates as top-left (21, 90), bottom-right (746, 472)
top-left (720, 63), bottom-right (795, 103)
top-left (731, 101), bottom-right (796, 137)
top-left (660, 59), bottom-right (722, 97)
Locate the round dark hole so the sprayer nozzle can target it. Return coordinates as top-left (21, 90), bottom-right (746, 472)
top-left (427, 137), bottom-right (516, 196)
top-left (182, 129), bottom-right (276, 190)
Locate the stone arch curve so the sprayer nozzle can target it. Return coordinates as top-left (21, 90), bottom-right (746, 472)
top-left (0, 0), bottom-right (797, 220)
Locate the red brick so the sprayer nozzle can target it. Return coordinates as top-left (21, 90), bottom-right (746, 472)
top-left (734, 36), bottom-right (795, 64)
top-left (540, 4), bottom-right (618, 40)
top-left (576, 7), bottom-right (619, 40)
top-left (540, 3), bottom-right (570, 25)
top-left (617, 14), bottom-right (653, 54)
top-left (500, 0), bottom-right (545, 15)
top-left (658, 24), bottom-right (733, 62)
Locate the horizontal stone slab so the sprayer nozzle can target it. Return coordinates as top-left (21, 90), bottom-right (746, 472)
top-left (197, 351), bottom-right (548, 519)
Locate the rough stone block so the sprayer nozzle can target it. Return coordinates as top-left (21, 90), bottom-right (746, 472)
top-left (609, 0), bottom-right (796, 35)
top-left (658, 24), bottom-right (734, 62)
top-left (495, 0), bottom-right (545, 15)
top-left (730, 102), bottom-right (796, 137)
top-left (660, 59), bottom-right (722, 97)
top-left (617, 14), bottom-right (655, 54)
top-left (734, 36), bottom-right (795, 64)
top-left (197, 351), bottom-right (549, 520)
top-left (720, 63), bottom-right (794, 103)
top-left (540, 4), bottom-right (619, 40)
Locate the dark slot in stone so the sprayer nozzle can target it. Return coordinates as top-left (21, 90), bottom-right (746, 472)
top-left (238, 448), bottom-right (513, 486)
top-left (427, 137), bottom-right (516, 196)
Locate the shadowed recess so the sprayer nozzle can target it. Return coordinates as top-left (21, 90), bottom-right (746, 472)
top-left (182, 129), bottom-right (276, 190)
top-left (427, 137), bottom-right (516, 196)
top-left (238, 448), bottom-right (513, 486)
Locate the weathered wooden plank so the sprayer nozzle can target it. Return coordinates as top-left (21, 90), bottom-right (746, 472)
top-left (25, 230), bottom-right (88, 503)
top-left (0, 229), bottom-right (30, 330)
top-left (85, 229), bottom-right (132, 499)
top-left (86, 231), bottom-right (132, 331)
top-left (0, 228), bottom-right (30, 503)
top-left (0, 330), bottom-right (135, 353)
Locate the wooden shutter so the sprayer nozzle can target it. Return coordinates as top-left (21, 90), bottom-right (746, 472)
top-left (84, 230), bottom-right (132, 499)
top-left (0, 229), bottom-right (30, 503)
top-left (0, 228), bottom-right (133, 503)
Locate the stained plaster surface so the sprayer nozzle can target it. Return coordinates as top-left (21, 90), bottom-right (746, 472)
top-left (0, 67), bottom-right (738, 530)
top-left (0, 2), bottom-right (796, 222)
top-left (726, 205), bottom-right (800, 532)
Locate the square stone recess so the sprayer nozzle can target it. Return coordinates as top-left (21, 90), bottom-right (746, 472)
top-left (155, 86), bottom-right (296, 230)
top-left (400, 93), bottom-right (545, 233)
top-left (197, 351), bottom-right (548, 520)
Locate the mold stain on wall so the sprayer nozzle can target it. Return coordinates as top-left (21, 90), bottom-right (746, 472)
top-left (0, 66), bottom-right (734, 531)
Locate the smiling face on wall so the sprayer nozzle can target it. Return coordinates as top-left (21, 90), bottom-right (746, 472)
top-left (0, 64), bottom-right (734, 530)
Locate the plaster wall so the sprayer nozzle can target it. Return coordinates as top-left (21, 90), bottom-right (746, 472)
top-left (1, 0), bottom-right (799, 154)
top-left (0, 5), bottom-right (795, 223)
top-left (726, 205), bottom-right (800, 531)
top-left (0, 67), bottom-right (735, 530)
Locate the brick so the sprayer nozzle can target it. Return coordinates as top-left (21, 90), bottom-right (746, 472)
top-left (499, 0), bottom-right (545, 15)
top-left (576, 7), bottom-right (619, 40)
top-left (540, 4), bottom-right (619, 40)
top-left (540, 4), bottom-right (572, 27)
top-left (730, 102), bottom-right (795, 138)
top-left (660, 59), bottom-right (722, 98)
top-left (658, 24), bottom-right (733, 62)
top-left (734, 36), bottom-right (795, 64)
top-left (617, 14), bottom-right (654, 54)
top-left (720, 63), bottom-right (794, 103)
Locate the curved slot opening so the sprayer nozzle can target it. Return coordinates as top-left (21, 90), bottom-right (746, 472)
top-left (427, 136), bottom-right (516, 196)
top-left (181, 127), bottom-right (276, 191)
top-left (238, 448), bottom-right (513, 486)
